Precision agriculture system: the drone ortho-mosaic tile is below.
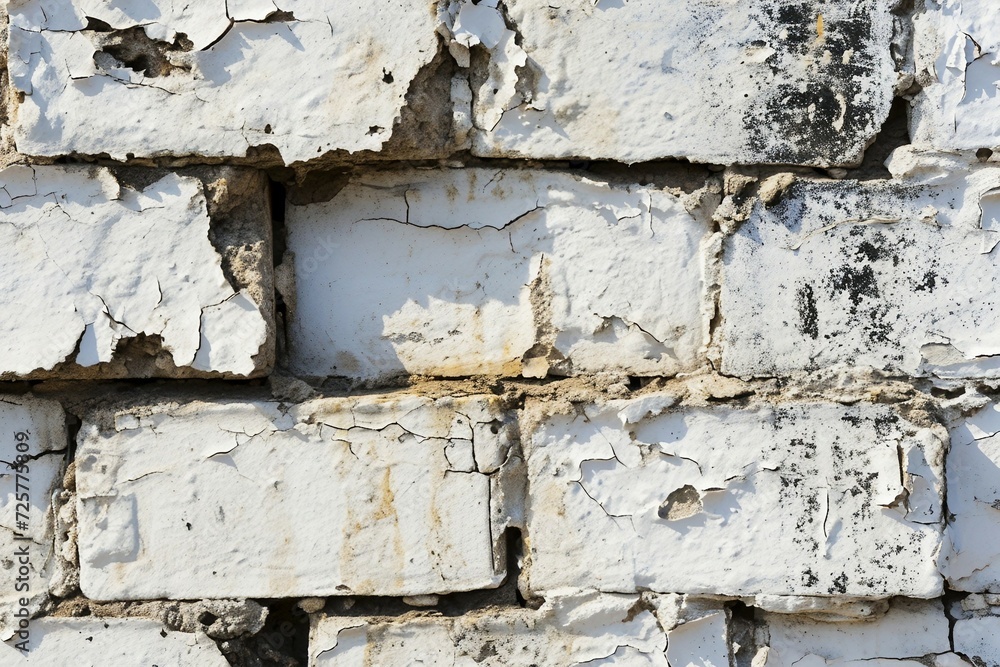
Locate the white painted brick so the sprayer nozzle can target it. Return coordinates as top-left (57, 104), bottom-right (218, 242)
top-left (74, 392), bottom-right (511, 599)
top-left (286, 168), bottom-right (713, 381)
top-left (0, 165), bottom-right (270, 378)
top-left (954, 617), bottom-right (1000, 667)
top-left (0, 618), bottom-right (227, 665)
top-left (912, 2), bottom-right (1000, 153)
top-left (7, 0), bottom-right (440, 163)
top-left (310, 590), bottom-right (721, 666)
top-left (666, 611), bottom-right (728, 667)
top-left (0, 396), bottom-right (64, 640)
top-left (941, 400), bottom-right (1000, 591)
top-left (446, 0), bottom-right (896, 166)
top-left (759, 599), bottom-right (951, 667)
top-left (722, 156), bottom-right (1000, 378)
top-left (523, 395), bottom-right (944, 598)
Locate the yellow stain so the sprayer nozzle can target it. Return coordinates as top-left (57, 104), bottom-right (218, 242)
top-left (817, 14), bottom-right (824, 38)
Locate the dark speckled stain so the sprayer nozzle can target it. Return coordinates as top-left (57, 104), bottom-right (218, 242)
top-left (741, 0), bottom-right (886, 164)
top-left (794, 283), bottom-right (819, 339)
top-left (828, 572), bottom-right (849, 594)
top-left (828, 264), bottom-right (879, 307)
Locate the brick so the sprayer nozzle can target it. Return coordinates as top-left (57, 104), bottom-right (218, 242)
top-left (444, 0), bottom-right (897, 166)
top-left (74, 391), bottom-right (512, 599)
top-left (7, 0), bottom-right (443, 163)
top-left (941, 400), bottom-right (1000, 591)
top-left (954, 617), bottom-right (1000, 667)
top-left (757, 599), bottom-right (950, 667)
top-left (722, 160), bottom-right (1000, 378)
top-left (522, 395), bottom-right (944, 598)
top-left (0, 396), bottom-right (65, 640)
top-left (0, 618), bottom-right (227, 664)
top-left (0, 164), bottom-right (272, 378)
top-left (309, 590), bottom-right (722, 666)
top-left (285, 168), bottom-right (713, 381)
top-left (911, 2), bottom-right (1000, 153)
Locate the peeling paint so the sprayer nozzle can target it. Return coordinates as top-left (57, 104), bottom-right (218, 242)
top-left (285, 168), bottom-right (715, 381)
top-left (310, 590), bottom-right (697, 666)
top-left (0, 396), bottom-right (65, 641)
top-left (74, 392), bottom-right (512, 600)
top-left (722, 151), bottom-right (1000, 379)
top-left (450, 0), bottom-right (896, 165)
top-left (522, 395), bottom-right (945, 598)
top-left (7, 0), bottom-right (441, 163)
top-left (0, 165), bottom-right (269, 378)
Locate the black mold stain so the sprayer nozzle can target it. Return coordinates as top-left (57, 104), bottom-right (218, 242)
top-left (794, 283), bottom-right (819, 339)
top-left (741, 1), bottom-right (888, 164)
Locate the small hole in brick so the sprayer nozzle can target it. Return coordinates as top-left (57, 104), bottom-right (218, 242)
top-left (382, 68), bottom-right (394, 83)
top-left (978, 147), bottom-right (993, 161)
top-left (198, 611), bottom-right (219, 626)
top-left (264, 124), bottom-right (272, 134)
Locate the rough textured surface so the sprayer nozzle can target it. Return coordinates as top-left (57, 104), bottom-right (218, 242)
top-left (756, 599), bottom-right (951, 667)
top-left (6, 1), bottom-right (1000, 664)
top-left (8, 0), bottom-right (443, 164)
top-left (0, 617), bottom-right (228, 664)
top-left (722, 151), bottom-right (1000, 379)
top-left (0, 396), bottom-right (65, 640)
top-left (310, 591), bottom-right (724, 666)
top-left (447, 0), bottom-right (897, 166)
top-left (286, 168), bottom-right (715, 381)
top-left (0, 164), bottom-right (272, 378)
top-left (522, 395), bottom-right (945, 598)
top-left (912, 1), bottom-right (1000, 153)
top-left (74, 392), bottom-right (512, 600)
top-left (942, 399), bottom-right (1000, 591)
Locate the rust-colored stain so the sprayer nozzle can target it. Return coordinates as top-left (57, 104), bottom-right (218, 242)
top-left (816, 13), bottom-right (824, 38)
top-left (373, 467), bottom-right (397, 520)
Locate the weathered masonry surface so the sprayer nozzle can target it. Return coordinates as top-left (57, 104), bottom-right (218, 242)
top-left (6, 0), bottom-right (1000, 666)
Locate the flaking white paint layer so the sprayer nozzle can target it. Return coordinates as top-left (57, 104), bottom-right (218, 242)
top-left (443, 0), bottom-right (896, 166)
top-left (523, 396), bottom-right (944, 598)
top-left (722, 153), bottom-right (1000, 379)
top-left (286, 168), bottom-right (712, 381)
top-left (0, 396), bottom-right (65, 641)
top-left (309, 590), bottom-right (709, 666)
top-left (912, 1), bottom-right (1000, 152)
top-left (0, 165), bottom-right (267, 377)
top-left (758, 599), bottom-right (951, 667)
top-left (74, 393), bottom-right (510, 600)
top-left (0, 618), bottom-right (228, 664)
top-left (8, 0), bottom-right (440, 163)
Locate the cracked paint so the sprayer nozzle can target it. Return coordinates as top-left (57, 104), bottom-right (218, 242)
top-left (0, 396), bottom-right (65, 641)
top-left (7, 0), bottom-right (440, 163)
top-left (522, 395), bottom-right (945, 599)
top-left (285, 168), bottom-right (714, 381)
top-left (310, 590), bottom-right (704, 666)
top-left (74, 392), bottom-right (512, 600)
top-left (447, 0), bottom-right (896, 166)
top-left (912, 1), bottom-right (1000, 153)
top-left (0, 618), bottom-right (228, 664)
top-left (941, 400), bottom-right (1000, 591)
top-left (722, 150), bottom-right (1000, 379)
top-left (757, 599), bottom-right (951, 667)
top-left (0, 165), bottom-right (268, 378)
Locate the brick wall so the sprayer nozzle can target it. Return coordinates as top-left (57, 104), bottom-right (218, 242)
top-left (2, 0), bottom-right (1000, 665)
